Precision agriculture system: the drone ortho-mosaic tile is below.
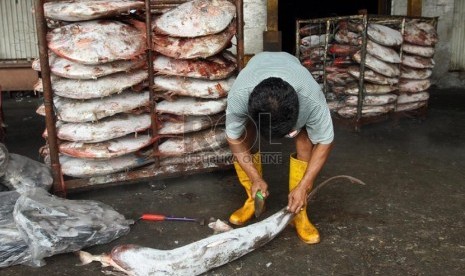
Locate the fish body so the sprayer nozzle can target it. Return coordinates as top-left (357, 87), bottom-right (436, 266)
top-left (56, 113), bottom-right (151, 143)
top-left (337, 104), bottom-right (395, 118)
top-left (156, 97), bottom-right (227, 116)
top-left (300, 34), bottom-right (327, 47)
top-left (334, 29), bottom-right (361, 45)
top-left (366, 40), bottom-right (401, 63)
top-left (402, 55), bottom-right (435, 69)
top-left (353, 51), bottom-right (400, 77)
top-left (158, 127), bottom-right (227, 156)
top-left (344, 94), bottom-right (398, 106)
top-left (400, 66), bottom-right (432, 80)
top-left (348, 66), bottom-right (399, 85)
top-left (399, 79), bottom-right (431, 93)
top-left (34, 70), bottom-right (148, 99)
top-left (397, 91), bottom-right (430, 104)
top-left (326, 72), bottom-right (356, 86)
top-left (153, 52), bottom-right (236, 80)
top-left (395, 101), bottom-right (428, 112)
top-left (401, 44), bottom-right (435, 58)
top-left (299, 24), bottom-right (325, 36)
top-left (44, 0), bottom-right (145, 21)
top-left (59, 134), bottom-right (153, 159)
top-left (153, 22), bottom-right (236, 59)
top-left (154, 75), bottom-right (236, 99)
top-left (153, 0), bottom-right (236, 37)
top-left (367, 23), bottom-right (402, 46)
top-left (344, 83), bottom-right (397, 95)
top-left (158, 114), bottom-right (225, 135)
top-left (328, 44), bottom-right (359, 57)
top-left (47, 20), bottom-right (146, 65)
top-left (404, 20), bottom-right (438, 46)
top-left (36, 91), bottom-right (150, 123)
top-left (32, 52), bottom-right (145, 80)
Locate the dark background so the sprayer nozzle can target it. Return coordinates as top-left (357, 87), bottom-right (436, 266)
top-left (278, 0), bottom-right (386, 54)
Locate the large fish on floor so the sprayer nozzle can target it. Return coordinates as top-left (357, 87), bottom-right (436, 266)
top-left (36, 90), bottom-right (150, 123)
top-left (32, 52), bottom-right (145, 80)
top-left (44, 0), bottom-right (145, 22)
top-left (47, 20), bottom-right (146, 64)
top-left (79, 175), bottom-right (365, 275)
top-left (153, 0), bottom-right (236, 37)
top-left (34, 70), bottom-right (148, 100)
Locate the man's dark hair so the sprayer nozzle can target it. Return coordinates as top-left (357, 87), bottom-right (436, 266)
top-left (248, 77), bottom-right (299, 139)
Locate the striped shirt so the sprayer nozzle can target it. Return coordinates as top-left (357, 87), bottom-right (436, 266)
top-left (225, 52), bottom-right (334, 144)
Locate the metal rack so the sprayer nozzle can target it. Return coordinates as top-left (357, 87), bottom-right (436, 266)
top-left (296, 14), bottom-right (438, 131)
top-left (34, 0), bottom-right (244, 196)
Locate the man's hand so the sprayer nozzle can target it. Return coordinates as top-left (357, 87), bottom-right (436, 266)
top-left (251, 178), bottom-right (269, 199)
top-left (287, 183), bottom-right (309, 214)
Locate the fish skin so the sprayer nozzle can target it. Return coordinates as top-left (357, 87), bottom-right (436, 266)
top-left (300, 34), bottom-right (327, 48)
top-left (353, 51), bottom-right (400, 77)
top-left (326, 72), bottom-right (356, 86)
top-left (337, 104), bottom-right (395, 118)
top-left (404, 20), bottom-right (438, 46)
top-left (156, 97), bottom-right (227, 116)
top-left (47, 20), bottom-right (146, 65)
top-left (399, 79), bottom-right (431, 93)
top-left (36, 91), bottom-right (150, 123)
top-left (159, 146), bottom-right (232, 167)
top-left (32, 52), bottom-right (145, 80)
top-left (44, 0), bottom-right (145, 22)
top-left (367, 23), bottom-right (403, 47)
top-left (366, 40), bottom-right (401, 63)
top-left (153, 52), bottom-right (236, 80)
top-left (401, 43), bottom-right (435, 58)
top-left (158, 127), bottom-right (227, 156)
top-left (397, 91), bottom-right (430, 104)
top-left (153, 0), bottom-right (236, 37)
top-left (344, 82), bottom-right (397, 95)
top-left (327, 44), bottom-right (359, 57)
top-left (34, 70), bottom-right (148, 100)
top-left (334, 29), bottom-right (361, 45)
top-left (59, 134), bottom-right (154, 160)
top-left (402, 54), bottom-right (435, 69)
top-left (344, 94), bottom-right (398, 106)
top-left (153, 22), bottom-right (236, 59)
top-left (327, 100), bottom-right (345, 112)
top-left (400, 66), bottom-right (432, 80)
top-left (299, 24), bottom-right (325, 36)
top-left (56, 113), bottom-right (151, 143)
top-left (348, 67), bottom-right (399, 85)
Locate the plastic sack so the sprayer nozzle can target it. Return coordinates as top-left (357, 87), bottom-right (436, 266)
top-left (13, 189), bottom-right (134, 266)
top-left (0, 191), bottom-right (33, 268)
top-left (1, 153), bottom-right (53, 193)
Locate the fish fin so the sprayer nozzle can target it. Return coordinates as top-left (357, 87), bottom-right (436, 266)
top-left (76, 250), bottom-right (99, 266)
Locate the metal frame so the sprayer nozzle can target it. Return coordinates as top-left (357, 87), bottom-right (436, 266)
top-left (34, 0), bottom-right (244, 196)
top-left (295, 14), bottom-right (438, 131)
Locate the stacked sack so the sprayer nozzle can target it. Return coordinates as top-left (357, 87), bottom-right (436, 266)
top-left (397, 19), bottom-right (437, 112)
top-left (33, 0), bottom-right (153, 178)
top-left (150, 0), bottom-right (236, 163)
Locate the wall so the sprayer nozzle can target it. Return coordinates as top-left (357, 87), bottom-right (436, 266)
top-left (391, 0), bottom-right (465, 88)
top-left (243, 0), bottom-right (267, 54)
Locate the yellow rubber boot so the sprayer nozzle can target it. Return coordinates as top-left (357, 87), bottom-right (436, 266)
top-left (229, 152), bottom-right (262, 226)
top-left (289, 153), bottom-right (320, 244)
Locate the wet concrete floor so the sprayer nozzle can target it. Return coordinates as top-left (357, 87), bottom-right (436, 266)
top-left (1, 88), bottom-right (464, 275)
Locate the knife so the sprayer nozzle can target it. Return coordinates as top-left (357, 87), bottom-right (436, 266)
top-left (254, 190), bottom-right (266, 218)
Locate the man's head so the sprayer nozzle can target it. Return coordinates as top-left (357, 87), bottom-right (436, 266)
top-left (248, 77), bottom-right (299, 139)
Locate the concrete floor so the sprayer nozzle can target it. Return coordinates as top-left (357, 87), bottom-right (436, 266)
top-left (1, 88), bottom-right (464, 275)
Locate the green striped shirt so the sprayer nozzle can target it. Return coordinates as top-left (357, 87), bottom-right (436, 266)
top-left (226, 52), bottom-right (334, 144)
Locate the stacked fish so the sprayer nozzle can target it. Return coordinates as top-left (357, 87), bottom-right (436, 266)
top-left (299, 19), bottom-right (402, 119)
top-left (397, 19), bottom-right (437, 112)
top-left (33, 0), bottom-right (152, 177)
top-left (150, 0), bottom-right (237, 163)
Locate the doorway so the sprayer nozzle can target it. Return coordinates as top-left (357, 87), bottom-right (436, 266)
top-left (278, 0), bottom-right (390, 54)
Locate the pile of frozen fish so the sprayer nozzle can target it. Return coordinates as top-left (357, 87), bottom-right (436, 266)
top-left (33, 0), bottom-right (235, 178)
top-left (0, 144), bottom-right (132, 268)
top-left (298, 16), bottom-right (437, 119)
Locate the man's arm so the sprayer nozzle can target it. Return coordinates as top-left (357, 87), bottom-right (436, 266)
top-left (287, 142), bottom-right (333, 213)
